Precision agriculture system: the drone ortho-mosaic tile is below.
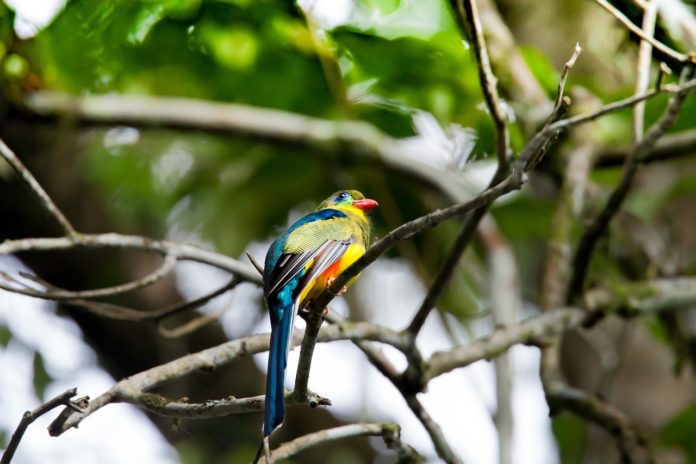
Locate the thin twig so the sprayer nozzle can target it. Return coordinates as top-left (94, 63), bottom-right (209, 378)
top-left (595, 0), bottom-right (691, 63)
top-left (633, 0), bottom-right (661, 142)
top-left (545, 382), bottom-right (653, 463)
top-left (567, 66), bottom-right (695, 302)
top-left (258, 423), bottom-right (423, 464)
top-left (1, 388), bottom-right (82, 464)
top-left (594, 128), bottom-right (696, 166)
top-left (0, 138), bottom-right (76, 236)
top-left (452, 0), bottom-right (510, 165)
top-left (47, 320), bottom-right (412, 435)
top-left (120, 390), bottom-right (331, 419)
top-left (404, 395), bottom-right (462, 464)
top-left (553, 43), bottom-right (583, 117)
top-left (406, 43), bottom-right (582, 336)
top-left (0, 254), bottom-right (176, 300)
top-left (0, 233), bottom-right (260, 282)
top-left (479, 216), bottom-right (519, 464)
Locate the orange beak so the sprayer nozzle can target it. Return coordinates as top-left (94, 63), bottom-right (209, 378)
top-left (352, 198), bottom-right (378, 211)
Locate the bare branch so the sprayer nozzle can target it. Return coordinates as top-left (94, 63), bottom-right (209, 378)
top-left (553, 43), bottom-right (583, 117)
top-left (1, 388), bottom-right (83, 464)
top-left (425, 308), bottom-right (584, 381)
top-left (584, 277), bottom-right (696, 315)
top-left (22, 91), bottom-right (478, 203)
top-left (403, 395), bottom-right (461, 464)
top-left (567, 65), bottom-right (695, 302)
top-left (476, 0), bottom-right (552, 115)
top-left (258, 423), bottom-right (423, 464)
top-left (451, 0), bottom-right (511, 165)
top-left (595, 0), bottom-right (692, 63)
top-left (406, 43), bottom-right (582, 336)
top-left (0, 138), bottom-right (76, 236)
top-left (0, 233), bottom-right (260, 283)
top-left (47, 320), bottom-right (412, 435)
top-left (120, 390), bottom-right (331, 419)
top-left (595, 129), bottom-right (696, 166)
top-left (545, 382), bottom-right (653, 463)
top-left (0, 253), bottom-right (176, 300)
top-left (633, 0), bottom-right (661, 142)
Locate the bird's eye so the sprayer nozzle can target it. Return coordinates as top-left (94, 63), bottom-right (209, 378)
top-left (336, 192), bottom-right (348, 201)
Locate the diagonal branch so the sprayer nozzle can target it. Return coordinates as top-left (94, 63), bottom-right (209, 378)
top-left (258, 423), bottom-right (423, 464)
top-left (595, 0), bottom-right (692, 63)
top-left (0, 138), bottom-right (76, 236)
top-left (567, 65), bottom-right (695, 302)
top-left (451, 0), bottom-right (510, 165)
top-left (1, 388), bottom-right (85, 464)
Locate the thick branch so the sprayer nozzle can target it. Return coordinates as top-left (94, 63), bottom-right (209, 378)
top-left (22, 91), bottom-right (478, 203)
top-left (47, 320), bottom-right (411, 435)
top-left (545, 382), bottom-right (652, 463)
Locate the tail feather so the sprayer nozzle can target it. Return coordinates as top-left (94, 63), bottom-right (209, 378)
top-left (263, 300), bottom-right (295, 437)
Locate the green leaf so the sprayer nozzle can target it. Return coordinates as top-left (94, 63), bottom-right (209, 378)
top-left (0, 323), bottom-right (10, 347)
top-left (32, 351), bottom-right (52, 401)
top-left (552, 412), bottom-right (587, 464)
top-left (659, 403), bottom-right (696, 462)
top-left (519, 45), bottom-right (559, 95)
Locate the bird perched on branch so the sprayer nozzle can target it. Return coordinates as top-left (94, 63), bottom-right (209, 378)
top-left (261, 190), bottom-right (378, 439)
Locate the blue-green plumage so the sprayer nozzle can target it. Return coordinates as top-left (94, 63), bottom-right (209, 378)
top-left (260, 190), bottom-right (377, 442)
top-left (262, 208), bottom-right (346, 437)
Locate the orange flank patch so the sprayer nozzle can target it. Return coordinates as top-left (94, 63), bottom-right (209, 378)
top-left (298, 243), bottom-right (365, 306)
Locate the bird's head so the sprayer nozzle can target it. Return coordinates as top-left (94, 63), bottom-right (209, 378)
top-left (317, 190), bottom-right (378, 213)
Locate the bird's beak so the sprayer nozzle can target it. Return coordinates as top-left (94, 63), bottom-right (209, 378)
top-left (352, 198), bottom-right (378, 211)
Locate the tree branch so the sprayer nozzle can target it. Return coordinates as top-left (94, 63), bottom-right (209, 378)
top-left (0, 253), bottom-right (177, 300)
top-left (595, 129), bottom-right (696, 167)
top-left (0, 138), bottom-right (76, 236)
top-left (595, 0), bottom-right (692, 63)
top-left (544, 381), bottom-right (653, 463)
top-left (1, 388), bottom-right (85, 464)
top-left (567, 65), bottom-right (695, 302)
top-left (633, 0), bottom-right (661, 142)
top-left (46, 320), bottom-right (412, 435)
top-left (21, 91), bottom-right (479, 203)
top-left (0, 233), bottom-right (260, 283)
top-left (451, 0), bottom-right (511, 165)
top-left (258, 423), bottom-right (423, 464)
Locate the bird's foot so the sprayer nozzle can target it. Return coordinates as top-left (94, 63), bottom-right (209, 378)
top-left (326, 277), bottom-right (348, 296)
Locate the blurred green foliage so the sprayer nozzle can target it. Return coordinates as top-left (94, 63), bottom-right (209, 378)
top-left (659, 403), bottom-right (696, 461)
top-left (2, 0), bottom-right (696, 462)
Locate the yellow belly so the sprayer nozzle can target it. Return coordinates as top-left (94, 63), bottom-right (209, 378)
top-left (298, 243), bottom-right (365, 307)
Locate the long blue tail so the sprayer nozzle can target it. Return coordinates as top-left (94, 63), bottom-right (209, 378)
top-left (263, 298), bottom-right (295, 437)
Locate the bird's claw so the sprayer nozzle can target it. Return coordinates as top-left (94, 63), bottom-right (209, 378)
top-left (326, 277), bottom-right (348, 296)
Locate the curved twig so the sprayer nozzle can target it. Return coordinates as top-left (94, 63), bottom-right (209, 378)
top-left (595, 0), bottom-right (692, 63)
top-left (0, 138), bottom-right (76, 236)
top-left (0, 254), bottom-right (176, 300)
top-left (0, 233), bottom-right (260, 282)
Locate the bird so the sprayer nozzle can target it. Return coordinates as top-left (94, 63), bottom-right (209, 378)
top-left (260, 189), bottom-right (378, 440)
